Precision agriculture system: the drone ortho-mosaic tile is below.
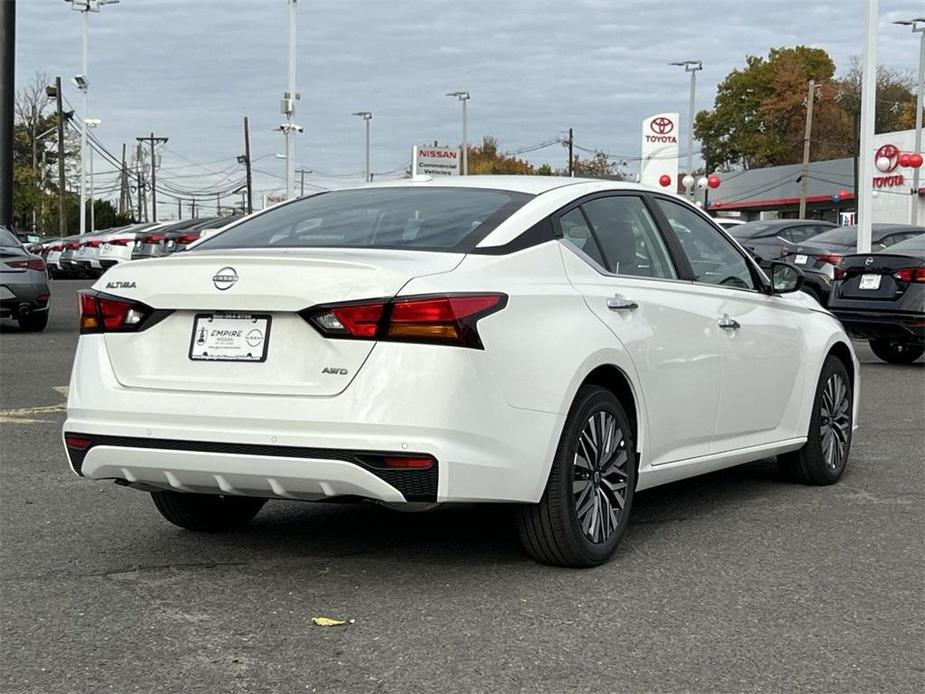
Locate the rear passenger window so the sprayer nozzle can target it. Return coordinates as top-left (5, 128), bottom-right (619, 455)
top-left (580, 196), bottom-right (676, 279)
top-left (559, 208), bottom-right (606, 267)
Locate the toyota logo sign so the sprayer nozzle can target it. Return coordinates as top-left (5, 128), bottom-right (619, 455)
top-left (875, 144), bottom-right (899, 173)
top-left (212, 266), bottom-right (238, 291)
top-left (650, 117), bottom-right (674, 135)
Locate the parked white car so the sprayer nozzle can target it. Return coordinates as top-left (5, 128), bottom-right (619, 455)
top-left (64, 177), bottom-right (859, 567)
top-left (99, 223), bottom-right (161, 270)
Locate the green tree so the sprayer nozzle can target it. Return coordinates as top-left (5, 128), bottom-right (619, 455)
top-left (466, 136), bottom-right (536, 174)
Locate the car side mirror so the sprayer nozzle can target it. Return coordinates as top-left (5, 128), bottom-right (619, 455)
top-left (770, 261), bottom-right (804, 294)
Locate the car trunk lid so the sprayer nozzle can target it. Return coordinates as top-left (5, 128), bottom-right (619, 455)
top-left (835, 253), bottom-right (925, 301)
top-left (96, 248), bottom-right (463, 396)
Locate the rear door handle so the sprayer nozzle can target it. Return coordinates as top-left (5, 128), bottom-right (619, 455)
top-left (606, 294), bottom-right (638, 311)
top-left (718, 314), bottom-right (740, 330)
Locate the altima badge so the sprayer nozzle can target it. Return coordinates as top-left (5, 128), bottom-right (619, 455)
top-left (212, 267), bottom-right (238, 291)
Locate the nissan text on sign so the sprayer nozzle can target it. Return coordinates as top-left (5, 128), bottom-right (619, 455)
top-left (412, 145), bottom-right (461, 176)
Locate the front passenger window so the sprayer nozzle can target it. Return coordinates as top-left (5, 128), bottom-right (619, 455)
top-left (656, 198), bottom-right (756, 290)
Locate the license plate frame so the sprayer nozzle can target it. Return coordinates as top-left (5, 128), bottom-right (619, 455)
top-left (188, 313), bottom-right (272, 363)
top-left (794, 254), bottom-right (808, 265)
top-left (858, 274), bottom-right (882, 290)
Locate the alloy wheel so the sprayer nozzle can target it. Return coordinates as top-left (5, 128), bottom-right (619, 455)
top-left (573, 411), bottom-right (629, 543)
top-left (819, 373), bottom-right (851, 471)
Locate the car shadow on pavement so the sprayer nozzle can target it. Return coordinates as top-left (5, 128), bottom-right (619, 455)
top-left (140, 457), bottom-right (791, 567)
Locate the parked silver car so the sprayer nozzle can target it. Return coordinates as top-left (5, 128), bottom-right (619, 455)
top-left (0, 227), bottom-right (50, 331)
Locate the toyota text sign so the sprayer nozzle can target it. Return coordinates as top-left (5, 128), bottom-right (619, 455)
top-left (413, 145), bottom-right (460, 176)
top-left (640, 112), bottom-right (679, 190)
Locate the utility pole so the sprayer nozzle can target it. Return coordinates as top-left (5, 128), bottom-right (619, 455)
top-left (135, 142), bottom-right (144, 222)
top-left (295, 167), bottom-right (311, 196)
top-left (190, 198), bottom-right (197, 219)
top-left (0, 0), bottom-right (15, 228)
top-left (281, 0), bottom-right (299, 199)
top-left (177, 198), bottom-right (182, 220)
top-left (216, 193), bottom-right (221, 216)
top-left (857, 0), bottom-right (878, 253)
top-left (352, 112), bottom-right (372, 183)
top-left (568, 128), bottom-right (574, 176)
top-left (243, 116), bottom-right (253, 213)
top-left (799, 79), bottom-right (816, 219)
top-left (52, 77), bottom-right (67, 235)
top-left (118, 142), bottom-right (129, 215)
top-left (136, 132), bottom-right (167, 222)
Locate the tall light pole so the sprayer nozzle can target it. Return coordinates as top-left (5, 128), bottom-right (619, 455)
top-left (857, 0), bottom-right (879, 254)
top-left (66, 0), bottom-right (119, 235)
top-left (85, 118), bottom-right (100, 232)
top-left (281, 0), bottom-right (300, 199)
top-left (446, 91), bottom-right (470, 175)
top-left (352, 112), bottom-right (372, 183)
top-left (894, 17), bottom-right (925, 225)
top-left (670, 60), bottom-right (702, 199)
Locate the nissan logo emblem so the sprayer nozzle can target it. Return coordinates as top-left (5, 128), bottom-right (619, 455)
top-left (650, 117), bottom-right (674, 135)
top-left (212, 266), bottom-right (238, 291)
top-left (865, 256), bottom-right (874, 266)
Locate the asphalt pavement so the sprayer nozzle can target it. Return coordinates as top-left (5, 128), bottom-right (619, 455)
top-left (1, 279), bottom-right (923, 693)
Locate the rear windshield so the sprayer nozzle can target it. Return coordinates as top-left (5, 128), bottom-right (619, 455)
top-left (806, 227), bottom-right (856, 246)
top-left (0, 228), bottom-right (21, 247)
top-left (195, 187), bottom-right (531, 252)
top-left (729, 223), bottom-right (770, 239)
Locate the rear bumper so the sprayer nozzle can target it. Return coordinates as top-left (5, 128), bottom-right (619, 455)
top-left (64, 337), bottom-right (563, 504)
top-left (0, 281), bottom-right (50, 317)
top-left (832, 309), bottom-right (925, 343)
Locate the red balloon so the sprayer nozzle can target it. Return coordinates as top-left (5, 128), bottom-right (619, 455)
top-left (658, 174), bottom-right (671, 188)
top-left (898, 152), bottom-right (912, 167)
top-left (707, 174), bottom-right (721, 189)
top-left (909, 153), bottom-right (924, 168)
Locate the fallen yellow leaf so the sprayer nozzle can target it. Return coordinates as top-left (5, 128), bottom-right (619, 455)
top-left (312, 616), bottom-right (351, 627)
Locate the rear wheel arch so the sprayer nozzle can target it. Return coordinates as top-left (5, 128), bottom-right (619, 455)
top-left (580, 364), bottom-right (640, 455)
top-left (826, 341), bottom-right (855, 390)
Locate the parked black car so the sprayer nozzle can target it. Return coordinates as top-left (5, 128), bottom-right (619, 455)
top-left (780, 224), bottom-right (925, 305)
top-left (730, 219), bottom-right (836, 264)
top-left (829, 235), bottom-right (925, 363)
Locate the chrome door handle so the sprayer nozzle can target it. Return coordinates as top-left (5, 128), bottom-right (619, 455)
top-left (606, 294), bottom-right (638, 311)
top-left (718, 314), bottom-right (740, 330)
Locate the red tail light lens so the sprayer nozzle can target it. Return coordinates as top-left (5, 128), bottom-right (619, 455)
top-left (110, 238), bottom-right (130, 246)
top-left (816, 254), bottom-right (843, 266)
top-left (305, 293), bottom-right (507, 348)
top-left (833, 265), bottom-right (847, 281)
top-left (66, 242), bottom-right (80, 250)
top-left (78, 290), bottom-right (160, 334)
top-left (175, 233), bottom-right (201, 245)
top-left (144, 234), bottom-right (166, 244)
top-left (5, 258), bottom-right (46, 272)
top-left (64, 435), bottom-right (92, 450)
top-left (83, 239), bottom-right (101, 248)
top-left (893, 267), bottom-right (925, 283)
top-left (383, 457), bottom-right (434, 469)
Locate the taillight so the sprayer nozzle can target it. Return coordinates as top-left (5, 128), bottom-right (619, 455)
top-left (78, 290), bottom-right (159, 334)
top-left (816, 254), bottom-right (842, 266)
top-left (83, 240), bottom-right (101, 248)
top-left (5, 258), bottom-right (45, 272)
top-left (144, 234), bottom-right (166, 244)
top-left (304, 293), bottom-right (507, 349)
top-left (110, 238), bottom-right (130, 246)
top-left (893, 267), bottom-right (925, 283)
top-left (175, 233), bottom-right (200, 245)
top-left (66, 242), bottom-right (79, 250)
top-left (833, 265), bottom-right (847, 281)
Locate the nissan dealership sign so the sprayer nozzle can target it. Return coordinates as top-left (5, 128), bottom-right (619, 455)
top-left (412, 145), bottom-right (460, 176)
top-left (640, 112), bottom-right (679, 189)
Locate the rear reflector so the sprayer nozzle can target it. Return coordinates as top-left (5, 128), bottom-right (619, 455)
top-left (305, 293), bottom-right (507, 349)
top-left (64, 435), bottom-right (92, 450)
top-left (383, 457), bottom-right (434, 469)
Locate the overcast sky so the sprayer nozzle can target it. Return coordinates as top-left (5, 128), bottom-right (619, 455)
top-left (15, 0), bottom-right (925, 217)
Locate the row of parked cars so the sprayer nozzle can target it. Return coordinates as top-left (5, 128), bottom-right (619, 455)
top-left (723, 218), bottom-right (925, 363)
top-left (34, 215), bottom-right (242, 279)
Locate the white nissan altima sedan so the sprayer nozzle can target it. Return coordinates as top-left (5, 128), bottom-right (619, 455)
top-left (63, 176), bottom-right (859, 567)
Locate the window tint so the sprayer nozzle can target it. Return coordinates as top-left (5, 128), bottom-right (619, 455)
top-left (559, 208), bottom-right (606, 267)
top-left (580, 196), bottom-right (676, 279)
top-left (0, 228), bottom-right (21, 247)
top-left (656, 198), bottom-right (756, 290)
top-left (195, 188), bottom-right (529, 252)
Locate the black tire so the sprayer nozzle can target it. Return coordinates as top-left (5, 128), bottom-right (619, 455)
top-left (779, 356), bottom-right (853, 485)
top-left (150, 491), bottom-right (265, 531)
top-left (869, 339), bottom-right (924, 364)
top-left (515, 385), bottom-right (637, 568)
top-left (17, 312), bottom-right (48, 332)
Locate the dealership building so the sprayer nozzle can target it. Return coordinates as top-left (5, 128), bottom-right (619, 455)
top-left (705, 128), bottom-right (924, 225)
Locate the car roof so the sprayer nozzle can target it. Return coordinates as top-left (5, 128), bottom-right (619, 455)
top-left (361, 175), bottom-right (646, 196)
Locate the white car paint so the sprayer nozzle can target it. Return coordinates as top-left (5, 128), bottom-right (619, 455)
top-left (64, 176), bottom-right (859, 524)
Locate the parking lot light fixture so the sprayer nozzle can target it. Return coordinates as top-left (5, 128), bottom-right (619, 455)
top-left (670, 60), bottom-right (702, 199)
top-left (893, 18), bottom-right (925, 225)
top-left (351, 112), bottom-right (372, 183)
top-left (446, 91), bottom-right (470, 175)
